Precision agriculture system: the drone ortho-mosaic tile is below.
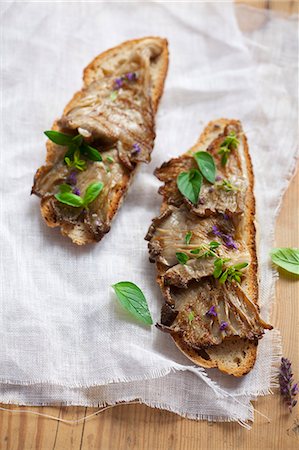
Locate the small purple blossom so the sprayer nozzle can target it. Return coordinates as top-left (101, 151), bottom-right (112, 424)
top-left (206, 305), bottom-right (217, 317)
top-left (220, 321), bottom-right (228, 331)
top-left (212, 225), bottom-right (237, 250)
top-left (126, 72), bottom-right (137, 81)
top-left (224, 235), bottom-right (238, 250)
top-left (67, 171), bottom-right (77, 186)
top-left (73, 187), bottom-right (81, 196)
top-left (208, 187), bottom-right (214, 193)
top-left (279, 357), bottom-right (298, 412)
top-left (114, 77), bottom-right (123, 89)
top-left (198, 197), bottom-right (205, 205)
top-left (216, 175), bottom-right (223, 181)
top-left (223, 213), bottom-right (229, 221)
top-left (132, 143), bottom-right (141, 154)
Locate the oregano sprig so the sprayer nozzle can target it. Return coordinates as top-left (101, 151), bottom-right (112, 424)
top-left (218, 131), bottom-right (240, 166)
top-left (44, 130), bottom-right (102, 169)
top-left (213, 258), bottom-right (248, 284)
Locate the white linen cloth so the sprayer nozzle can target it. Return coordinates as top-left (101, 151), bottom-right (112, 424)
top-left (0, 1), bottom-right (298, 425)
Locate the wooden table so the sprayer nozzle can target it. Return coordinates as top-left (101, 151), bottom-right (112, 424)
top-left (1, 1), bottom-right (298, 449)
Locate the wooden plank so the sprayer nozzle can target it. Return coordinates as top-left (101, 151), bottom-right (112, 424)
top-left (0, 1), bottom-right (298, 449)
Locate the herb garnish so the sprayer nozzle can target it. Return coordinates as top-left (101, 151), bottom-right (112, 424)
top-left (112, 281), bottom-right (153, 325)
top-left (110, 90), bottom-right (118, 101)
top-left (106, 156), bottom-right (114, 164)
top-left (218, 131), bottom-right (240, 166)
top-left (270, 248), bottom-right (299, 275)
top-left (217, 179), bottom-right (239, 192)
top-left (65, 149), bottom-right (87, 171)
top-left (44, 130), bottom-right (102, 167)
top-left (176, 252), bottom-right (189, 265)
top-left (279, 357), bottom-right (298, 412)
top-left (194, 151), bottom-right (216, 184)
top-left (177, 169), bottom-right (202, 205)
top-left (188, 311), bottom-right (195, 323)
top-left (55, 182), bottom-right (103, 208)
top-left (185, 231), bottom-right (192, 245)
top-left (213, 259), bottom-right (248, 284)
top-left (190, 241), bottom-right (221, 258)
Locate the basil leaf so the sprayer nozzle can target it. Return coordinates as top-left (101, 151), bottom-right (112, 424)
top-left (176, 252), bottom-right (189, 265)
top-left (44, 130), bottom-right (74, 146)
top-left (72, 134), bottom-right (83, 146)
top-left (185, 231), bottom-right (192, 245)
top-left (81, 143), bottom-right (102, 162)
top-left (110, 90), bottom-right (118, 101)
top-left (233, 262), bottom-right (249, 270)
top-left (270, 248), bottom-right (299, 275)
top-left (177, 169), bottom-right (202, 204)
top-left (194, 151), bottom-right (216, 183)
top-left (112, 281), bottom-right (153, 325)
top-left (58, 184), bottom-right (72, 193)
top-left (190, 248), bottom-right (200, 255)
top-left (209, 241), bottom-right (221, 249)
top-left (54, 192), bottom-right (83, 207)
top-left (83, 182), bottom-right (103, 206)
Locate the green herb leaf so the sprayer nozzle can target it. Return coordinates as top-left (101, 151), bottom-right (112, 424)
top-left (106, 156), bottom-right (114, 164)
top-left (209, 241), bottom-right (221, 250)
top-left (110, 90), bottom-right (118, 102)
top-left (82, 182), bottom-right (103, 206)
top-left (58, 184), bottom-right (72, 193)
top-left (176, 252), bottom-right (189, 265)
top-left (112, 281), bottom-right (153, 325)
top-left (218, 132), bottom-right (240, 166)
top-left (233, 262), bottom-right (249, 270)
top-left (54, 192), bottom-right (84, 207)
top-left (213, 258), bottom-right (224, 278)
top-left (185, 231), bottom-right (192, 245)
top-left (270, 248), bottom-right (299, 275)
top-left (177, 169), bottom-right (202, 204)
top-left (72, 134), bottom-right (83, 146)
top-left (219, 269), bottom-right (229, 284)
top-left (194, 151), bottom-right (216, 184)
top-left (81, 142), bottom-right (102, 162)
top-left (44, 130), bottom-right (74, 146)
top-left (190, 248), bottom-right (200, 255)
top-left (65, 149), bottom-right (87, 171)
top-left (188, 311), bottom-right (195, 323)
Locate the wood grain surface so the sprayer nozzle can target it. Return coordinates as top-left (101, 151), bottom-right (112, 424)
top-left (1, 1), bottom-right (298, 449)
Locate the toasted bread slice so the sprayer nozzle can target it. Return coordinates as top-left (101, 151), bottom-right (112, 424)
top-left (32, 37), bottom-right (168, 245)
top-left (146, 119), bottom-right (272, 376)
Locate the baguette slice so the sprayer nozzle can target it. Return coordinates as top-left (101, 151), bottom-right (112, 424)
top-left (146, 119), bottom-right (272, 376)
top-left (32, 37), bottom-right (168, 245)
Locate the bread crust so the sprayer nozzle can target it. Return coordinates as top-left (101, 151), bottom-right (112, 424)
top-left (35, 37), bottom-right (169, 244)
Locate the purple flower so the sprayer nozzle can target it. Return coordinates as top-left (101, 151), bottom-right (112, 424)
top-left (212, 225), bottom-right (237, 250)
top-left (223, 235), bottom-right (238, 250)
top-left (67, 171), bottom-right (77, 186)
top-left (132, 143), bottom-right (141, 154)
top-left (220, 321), bottom-right (228, 331)
top-left (206, 305), bottom-right (217, 317)
top-left (212, 225), bottom-right (220, 236)
top-left (198, 197), bottom-right (205, 205)
top-left (73, 187), bottom-right (81, 196)
top-left (279, 357), bottom-right (298, 412)
top-left (208, 187), bottom-right (214, 193)
top-left (114, 77), bottom-right (123, 89)
top-left (223, 213), bottom-right (229, 220)
top-left (216, 175), bottom-right (222, 181)
top-left (126, 72), bottom-right (137, 81)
